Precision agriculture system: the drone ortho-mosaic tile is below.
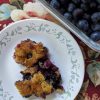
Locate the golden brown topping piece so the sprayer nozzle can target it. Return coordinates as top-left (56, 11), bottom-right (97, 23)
top-left (15, 72), bottom-right (53, 98)
top-left (41, 81), bottom-right (53, 94)
top-left (31, 71), bottom-right (45, 84)
top-left (14, 39), bottom-right (47, 67)
top-left (31, 72), bottom-right (53, 98)
top-left (15, 80), bottom-right (33, 97)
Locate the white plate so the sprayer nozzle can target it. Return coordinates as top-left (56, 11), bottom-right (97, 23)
top-left (0, 19), bottom-right (84, 100)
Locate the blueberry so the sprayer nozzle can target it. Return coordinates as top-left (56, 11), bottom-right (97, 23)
top-left (90, 2), bottom-right (97, 9)
top-left (59, 8), bottom-right (66, 14)
top-left (90, 31), bottom-right (100, 41)
top-left (60, 0), bottom-right (70, 5)
top-left (73, 8), bottom-right (84, 20)
top-left (91, 12), bottom-right (100, 23)
top-left (77, 19), bottom-right (89, 31)
top-left (68, 3), bottom-right (76, 12)
top-left (57, 85), bottom-right (64, 90)
top-left (90, 2), bottom-right (97, 13)
top-left (45, 0), bottom-right (51, 3)
top-left (81, 0), bottom-right (91, 4)
top-left (32, 41), bottom-right (36, 43)
top-left (50, 0), bottom-right (60, 9)
top-left (81, 3), bottom-right (89, 11)
top-left (97, 5), bottom-right (100, 11)
top-left (24, 95), bottom-right (32, 98)
top-left (72, 0), bottom-right (81, 5)
top-left (96, 0), bottom-right (100, 4)
top-left (23, 73), bottom-right (32, 80)
top-left (92, 24), bottom-right (100, 31)
top-left (83, 13), bottom-right (90, 20)
top-left (26, 53), bottom-right (32, 59)
top-left (43, 60), bottom-right (53, 69)
top-left (64, 12), bottom-right (72, 21)
top-left (52, 66), bottom-right (58, 71)
top-left (41, 93), bottom-right (46, 99)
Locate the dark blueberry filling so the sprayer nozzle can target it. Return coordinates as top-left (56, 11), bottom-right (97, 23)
top-left (22, 73), bottom-right (32, 80)
top-left (26, 53), bottom-right (32, 59)
top-left (24, 94), bottom-right (32, 98)
top-left (21, 59), bottom-right (63, 90)
top-left (34, 59), bottom-right (63, 90)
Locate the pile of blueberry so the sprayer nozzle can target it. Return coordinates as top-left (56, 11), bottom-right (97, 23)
top-left (45, 0), bottom-right (100, 42)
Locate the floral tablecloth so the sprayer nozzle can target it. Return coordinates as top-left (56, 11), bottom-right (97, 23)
top-left (0, 0), bottom-right (100, 100)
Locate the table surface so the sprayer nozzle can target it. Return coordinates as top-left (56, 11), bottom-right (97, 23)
top-left (0, 0), bottom-right (100, 100)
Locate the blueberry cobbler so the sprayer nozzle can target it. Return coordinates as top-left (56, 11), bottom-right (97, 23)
top-left (14, 39), bottom-right (64, 99)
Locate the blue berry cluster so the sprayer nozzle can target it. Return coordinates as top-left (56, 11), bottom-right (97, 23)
top-left (46, 0), bottom-right (100, 42)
